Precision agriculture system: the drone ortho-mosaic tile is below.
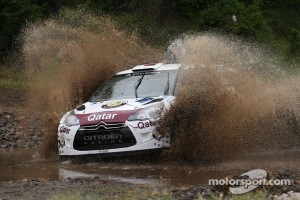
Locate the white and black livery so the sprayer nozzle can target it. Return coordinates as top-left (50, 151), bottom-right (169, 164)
top-left (57, 63), bottom-right (180, 156)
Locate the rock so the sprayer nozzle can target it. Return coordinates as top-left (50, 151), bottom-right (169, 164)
top-left (274, 191), bottom-right (300, 200)
top-left (10, 128), bottom-right (16, 134)
top-left (0, 109), bottom-right (46, 151)
top-left (32, 135), bottom-right (40, 140)
top-left (15, 115), bottom-right (25, 122)
top-left (4, 135), bottom-right (12, 141)
top-left (172, 185), bottom-right (215, 199)
top-left (0, 119), bottom-right (7, 127)
top-left (16, 139), bottom-right (24, 145)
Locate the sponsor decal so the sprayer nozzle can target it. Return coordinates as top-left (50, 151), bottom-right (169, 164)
top-left (77, 110), bottom-right (138, 125)
top-left (58, 136), bottom-right (65, 147)
top-left (152, 131), bottom-right (163, 140)
top-left (138, 120), bottom-right (158, 129)
top-left (136, 97), bottom-right (154, 103)
top-left (59, 126), bottom-right (70, 134)
top-left (87, 113), bottom-right (117, 122)
top-left (132, 71), bottom-right (160, 76)
top-left (102, 100), bottom-right (127, 109)
top-left (143, 98), bottom-right (164, 105)
top-left (98, 149), bottom-right (109, 153)
top-left (123, 71), bottom-right (160, 77)
top-left (83, 133), bottom-right (122, 141)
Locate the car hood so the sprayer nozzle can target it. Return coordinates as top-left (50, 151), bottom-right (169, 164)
top-left (73, 96), bottom-right (172, 126)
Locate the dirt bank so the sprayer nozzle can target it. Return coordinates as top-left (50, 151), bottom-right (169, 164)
top-left (0, 178), bottom-right (172, 200)
top-left (0, 87), bottom-right (45, 152)
top-left (0, 87), bottom-right (27, 107)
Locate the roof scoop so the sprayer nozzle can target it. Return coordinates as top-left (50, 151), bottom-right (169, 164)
top-left (132, 63), bottom-right (163, 71)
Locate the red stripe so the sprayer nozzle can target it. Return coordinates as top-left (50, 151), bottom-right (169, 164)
top-left (76, 110), bottom-right (138, 126)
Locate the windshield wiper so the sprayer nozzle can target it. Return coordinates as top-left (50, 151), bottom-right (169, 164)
top-left (134, 75), bottom-right (144, 98)
top-left (164, 73), bottom-right (170, 95)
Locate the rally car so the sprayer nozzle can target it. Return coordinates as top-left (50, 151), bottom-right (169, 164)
top-left (57, 63), bottom-right (181, 156)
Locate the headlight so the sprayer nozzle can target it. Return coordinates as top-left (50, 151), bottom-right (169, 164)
top-left (64, 111), bottom-right (80, 126)
top-left (128, 103), bottom-right (165, 121)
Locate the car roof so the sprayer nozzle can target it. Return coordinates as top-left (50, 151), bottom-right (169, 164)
top-left (116, 63), bottom-right (182, 75)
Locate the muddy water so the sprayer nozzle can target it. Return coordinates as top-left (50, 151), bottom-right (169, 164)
top-left (158, 35), bottom-right (300, 161)
top-left (20, 9), bottom-right (300, 162)
top-left (22, 9), bottom-right (164, 156)
top-left (1, 149), bottom-right (299, 187)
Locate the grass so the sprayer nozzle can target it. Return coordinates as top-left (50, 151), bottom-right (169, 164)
top-left (0, 79), bottom-right (29, 89)
top-left (202, 190), bottom-right (269, 200)
top-left (47, 185), bottom-right (270, 200)
top-left (49, 191), bottom-right (101, 200)
top-left (0, 65), bottom-right (29, 89)
top-left (48, 185), bottom-right (173, 200)
top-left (223, 191), bottom-right (268, 200)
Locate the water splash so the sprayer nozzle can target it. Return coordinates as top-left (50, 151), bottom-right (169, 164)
top-left (158, 34), bottom-right (300, 161)
top-left (21, 10), bottom-right (300, 160)
top-left (22, 9), bottom-right (163, 156)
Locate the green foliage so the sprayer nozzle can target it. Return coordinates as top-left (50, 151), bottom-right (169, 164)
top-left (289, 29), bottom-right (300, 55)
top-left (0, 0), bottom-right (299, 61)
top-left (178, 0), bottom-right (205, 18)
top-left (0, 0), bottom-right (45, 58)
top-left (195, 0), bottom-right (267, 35)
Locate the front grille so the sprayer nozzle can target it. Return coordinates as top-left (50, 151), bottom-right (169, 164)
top-left (79, 121), bottom-right (126, 131)
top-left (73, 124), bottom-right (136, 151)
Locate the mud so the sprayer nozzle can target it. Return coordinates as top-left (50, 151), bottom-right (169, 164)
top-left (158, 34), bottom-right (300, 161)
top-left (19, 9), bottom-right (300, 162)
top-left (21, 9), bottom-right (164, 156)
top-left (0, 87), bottom-right (27, 108)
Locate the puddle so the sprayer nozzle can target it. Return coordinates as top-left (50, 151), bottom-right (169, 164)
top-left (0, 149), bottom-right (299, 187)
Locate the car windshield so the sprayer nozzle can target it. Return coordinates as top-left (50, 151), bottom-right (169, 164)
top-left (89, 70), bottom-right (178, 102)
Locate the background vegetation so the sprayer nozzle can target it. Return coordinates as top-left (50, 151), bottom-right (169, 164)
top-left (0, 0), bottom-right (299, 62)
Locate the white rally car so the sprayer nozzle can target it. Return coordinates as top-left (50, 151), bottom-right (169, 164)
top-left (58, 63), bottom-right (181, 156)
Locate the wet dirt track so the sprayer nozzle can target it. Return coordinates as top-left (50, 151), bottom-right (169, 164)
top-left (1, 149), bottom-right (300, 187)
top-left (1, 87), bottom-right (297, 188)
top-left (0, 87), bottom-right (300, 199)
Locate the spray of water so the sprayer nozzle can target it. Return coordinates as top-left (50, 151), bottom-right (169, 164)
top-left (158, 34), bottom-right (300, 161)
top-left (21, 9), bottom-right (299, 160)
top-left (22, 9), bottom-right (163, 156)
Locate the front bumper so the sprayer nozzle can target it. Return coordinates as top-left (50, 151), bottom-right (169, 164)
top-left (57, 120), bottom-right (170, 156)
